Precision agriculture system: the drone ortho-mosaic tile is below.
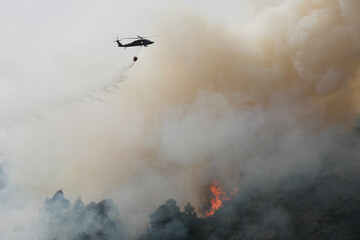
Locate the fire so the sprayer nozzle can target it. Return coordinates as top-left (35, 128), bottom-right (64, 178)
top-left (206, 179), bottom-right (239, 217)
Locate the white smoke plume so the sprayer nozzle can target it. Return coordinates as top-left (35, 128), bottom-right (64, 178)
top-left (1, 0), bottom-right (360, 238)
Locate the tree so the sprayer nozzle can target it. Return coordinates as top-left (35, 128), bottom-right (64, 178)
top-left (184, 202), bottom-right (197, 219)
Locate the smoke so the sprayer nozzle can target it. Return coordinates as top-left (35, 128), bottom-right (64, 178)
top-left (127, 0), bottom-right (360, 204)
top-left (1, 0), bottom-right (360, 239)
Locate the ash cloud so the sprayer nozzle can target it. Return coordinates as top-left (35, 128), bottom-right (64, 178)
top-left (1, 0), bottom-right (360, 239)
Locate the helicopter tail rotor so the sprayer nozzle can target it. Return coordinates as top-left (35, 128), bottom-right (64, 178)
top-left (114, 37), bottom-right (123, 47)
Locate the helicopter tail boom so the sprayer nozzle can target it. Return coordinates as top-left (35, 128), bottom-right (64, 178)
top-left (116, 40), bottom-right (123, 47)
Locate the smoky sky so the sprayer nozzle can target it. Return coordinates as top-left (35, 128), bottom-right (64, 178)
top-left (1, 0), bottom-right (360, 239)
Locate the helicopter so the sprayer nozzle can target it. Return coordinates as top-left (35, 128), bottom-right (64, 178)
top-left (114, 35), bottom-right (154, 49)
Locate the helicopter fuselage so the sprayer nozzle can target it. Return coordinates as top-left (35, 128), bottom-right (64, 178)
top-left (116, 39), bottom-right (154, 48)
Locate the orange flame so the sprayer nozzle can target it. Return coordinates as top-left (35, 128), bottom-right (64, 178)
top-left (206, 179), bottom-right (239, 217)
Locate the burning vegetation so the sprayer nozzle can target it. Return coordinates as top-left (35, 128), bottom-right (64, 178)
top-left (38, 147), bottom-right (360, 240)
top-left (206, 179), bottom-right (239, 217)
top-left (41, 177), bottom-right (360, 240)
top-left (138, 159), bottom-right (360, 240)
